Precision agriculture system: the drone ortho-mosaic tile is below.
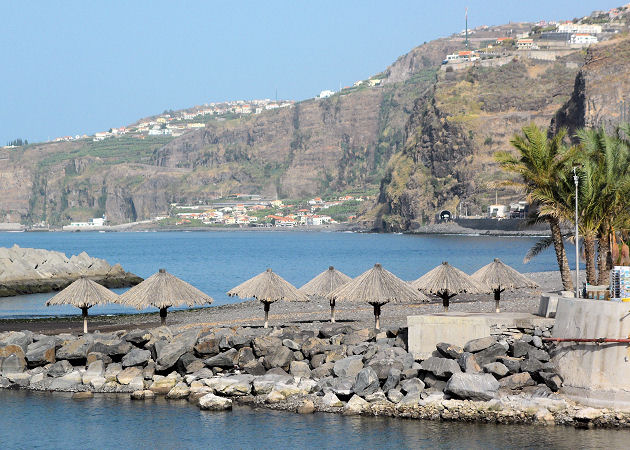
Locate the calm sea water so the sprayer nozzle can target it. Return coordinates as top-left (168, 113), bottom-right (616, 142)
top-left (0, 231), bottom-right (569, 319)
top-left (1, 390), bottom-right (628, 449)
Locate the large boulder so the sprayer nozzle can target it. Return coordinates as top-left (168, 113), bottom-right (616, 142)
top-left (483, 362), bottom-right (509, 378)
top-left (252, 336), bottom-right (283, 358)
top-left (263, 346), bottom-right (294, 371)
top-left (343, 394), bottom-right (369, 415)
top-left (352, 367), bottom-right (380, 397)
top-left (89, 339), bottom-right (132, 358)
top-left (510, 340), bottom-right (535, 358)
top-left (463, 337), bottom-right (496, 353)
top-left (400, 378), bottom-right (425, 395)
top-left (290, 361), bottom-right (312, 378)
top-left (0, 331), bottom-right (32, 352)
top-left (324, 345), bottom-right (348, 363)
top-left (205, 374), bottom-right (254, 396)
top-left (155, 340), bottom-right (189, 372)
top-left (149, 376), bottom-right (177, 395)
top-left (194, 336), bottom-right (220, 357)
top-left (252, 373), bottom-right (293, 395)
top-left (122, 348), bottom-right (151, 368)
top-left (50, 371), bottom-right (83, 390)
top-left (301, 337), bottom-right (328, 358)
top-left (48, 360), bottom-right (74, 377)
top-left (25, 339), bottom-right (56, 367)
top-left (198, 393), bottom-right (233, 410)
top-left (457, 352), bottom-right (481, 373)
top-left (166, 382), bottom-right (191, 399)
top-left (236, 347), bottom-right (256, 366)
top-left (499, 372), bottom-right (536, 390)
top-left (123, 329), bottom-right (151, 347)
top-left (311, 362), bottom-right (334, 379)
top-left (333, 356), bottom-right (364, 379)
top-left (382, 368), bottom-right (401, 392)
top-left (436, 343), bottom-right (464, 359)
top-left (204, 348), bottom-right (238, 368)
top-left (445, 373), bottom-right (499, 401)
top-left (321, 392), bottom-right (343, 408)
top-left (474, 343), bottom-right (508, 366)
top-left (1, 353), bottom-right (25, 375)
top-left (57, 337), bottom-right (92, 362)
top-left (82, 360), bottom-right (105, 384)
top-left (0, 345), bottom-right (26, 371)
top-left (117, 367), bottom-right (144, 385)
top-left (420, 357), bottom-right (461, 378)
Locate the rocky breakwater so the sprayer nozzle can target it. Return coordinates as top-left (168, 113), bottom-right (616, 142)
top-left (1, 324), bottom-right (629, 428)
top-left (0, 245), bottom-right (142, 296)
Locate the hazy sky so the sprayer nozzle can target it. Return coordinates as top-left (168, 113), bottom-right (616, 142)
top-left (0, 1), bottom-right (621, 144)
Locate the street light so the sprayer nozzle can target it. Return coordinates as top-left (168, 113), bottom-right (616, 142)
top-left (573, 167), bottom-right (579, 298)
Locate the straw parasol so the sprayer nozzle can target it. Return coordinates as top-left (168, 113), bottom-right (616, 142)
top-left (227, 268), bottom-right (307, 328)
top-left (471, 258), bottom-right (538, 312)
top-left (300, 266), bottom-right (352, 323)
top-left (46, 276), bottom-right (119, 333)
top-left (118, 269), bottom-right (213, 326)
top-left (412, 261), bottom-right (487, 312)
top-left (328, 263), bottom-right (428, 330)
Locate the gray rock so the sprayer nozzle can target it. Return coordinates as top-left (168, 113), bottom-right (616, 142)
top-left (0, 331), bottom-right (32, 352)
top-left (57, 337), bottom-right (92, 361)
top-left (50, 371), bottom-right (83, 390)
top-left (252, 336), bottom-right (283, 357)
top-left (436, 343), bottom-right (463, 359)
top-left (228, 333), bottom-right (251, 349)
top-left (319, 323), bottom-right (353, 338)
top-left (124, 329), bottom-right (151, 346)
top-left (236, 347), bottom-right (255, 366)
top-left (264, 346), bottom-right (294, 371)
top-left (382, 368), bottom-right (401, 392)
top-left (252, 373), bottom-right (293, 395)
top-left (194, 336), bottom-right (220, 357)
top-left (349, 343), bottom-right (370, 355)
top-left (510, 340), bottom-right (535, 358)
top-left (539, 372), bottom-right (562, 392)
top-left (89, 339), bottom-right (132, 358)
top-left (401, 368), bottom-right (419, 380)
top-left (445, 373), bottom-right (499, 401)
top-left (400, 378), bottom-right (425, 394)
top-left (104, 363), bottom-right (123, 382)
top-left (499, 372), bottom-right (536, 390)
top-left (496, 356), bottom-right (521, 374)
top-left (290, 361), bottom-right (312, 378)
top-left (324, 345), bottom-right (348, 363)
top-left (331, 377), bottom-right (355, 398)
top-left (265, 367), bottom-right (290, 376)
top-left (155, 340), bottom-right (189, 371)
top-left (366, 358), bottom-right (405, 380)
top-left (310, 353), bottom-right (326, 368)
top-left (282, 339), bottom-right (301, 351)
top-left (198, 393), bottom-right (232, 410)
top-left (364, 390), bottom-right (387, 403)
top-left (457, 352), bottom-right (481, 373)
top-left (87, 352), bottom-right (112, 365)
top-left (301, 337), bottom-right (328, 358)
top-left (352, 367), bottom-right (380, 396)
top-left (206, 374), bottom-right (254, 396)
top-left (463, 337), bottom-right (496, 353)
top-left (204, 348), bottom-right (238, 368)
top-left (1, 354), bottom-right (25, 375)
top-left (122, 348), bottom-right (151, 368)
top-left (528, 347), bottom-right (550, 362)
top-left (520, 357), bottom-right (544, 374)
top-left (483, 362), bottom-right (509, 378)
top-left (387, 389), bottom-right (404, 403)
top-left (398, 392), bottom-right (422, 407)
top-left (333, 356), bottom-right (364, 379)
top-left (321, 391), bottom-right (343, 407)
top-left (420, 357), bottom-right (461, 378)
top-left (25, 338), bottom-right (56, 367)
top-left (243, 360), bottom-right (266, 375)
top-left (48, 360), bottom-right (73, 377)
top-left (311, 362), bottom-right (334, 379)
top-left (475, 343), bottom-right (508, 366)
top-left (532, 336), bottom-right (543, 348)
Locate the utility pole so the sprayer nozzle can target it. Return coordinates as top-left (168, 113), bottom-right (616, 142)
top-left (573, 167), bottom-right (580, 298)
top-left (465, 7), bottom-right (469, 49)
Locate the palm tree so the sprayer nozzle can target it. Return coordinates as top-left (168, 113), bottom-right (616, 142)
top-left (496, 124), bottom-right (574, 291)
top-left (576, 125), bottom-right (630, 285)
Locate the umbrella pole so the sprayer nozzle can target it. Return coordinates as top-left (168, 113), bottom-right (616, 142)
top-left (263, 302), bottom-right (270, 328)
top-left (494, 289), bottom-right (501, 313)
top-left (330, 299), bottom-right (335, 323)
top-left (82, 306), bottom-right (89, 334)
top-left (160, 307), bottom-right (168, 326)
top-left (372, 303), bottom-right (381, 330)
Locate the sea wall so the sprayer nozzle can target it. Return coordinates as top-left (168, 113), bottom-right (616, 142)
top-left (1, 323), bottom-right (627, 428)
top-left (0, 245), bottom-right (142, 296)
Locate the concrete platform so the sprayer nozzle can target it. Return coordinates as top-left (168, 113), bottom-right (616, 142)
top-left (407, 312), bottom-right (555, 360)
top-left (553, 298), bottom-right (630, 409)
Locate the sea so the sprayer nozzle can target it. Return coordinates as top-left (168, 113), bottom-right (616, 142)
top-left (2, 230), bottom-right (606, 449)
top-left (0, 230), bottom-right (568, 319)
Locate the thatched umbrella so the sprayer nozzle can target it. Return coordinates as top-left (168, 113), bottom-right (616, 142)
top-left (118, 269), bottom-right (213, 326)
top-left (300, 266), bottom-right (352, 323)
top-left (328, 263), bottom-right (428, 330)
top-left (471, 258), bottom-right (538, 312)
top-left (227, 268), bottom-right (307, 328)
top-left (412, 261), bottom-right (487, 312)
top-left (46, 276), bottom-right (119, 333)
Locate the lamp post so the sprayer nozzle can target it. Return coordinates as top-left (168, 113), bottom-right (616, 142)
top-left (573, 167), bottom-right (579, 298)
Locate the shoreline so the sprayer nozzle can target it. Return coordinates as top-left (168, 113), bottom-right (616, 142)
top-left (1, 321), bottom-right (627, 430)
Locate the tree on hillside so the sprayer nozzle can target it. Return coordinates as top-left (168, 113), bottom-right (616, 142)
top-left (495, 124), bottom-right (575, 291)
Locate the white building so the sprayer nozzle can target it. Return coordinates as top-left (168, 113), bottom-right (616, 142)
top-left (570, 33), bottom-right (598, 45)
top-left (488, 204), bottom-right (508, 219)
top-left (319, 90), bottom-right (335, 99)
top-left (557, 23), bottom-right (602, 34)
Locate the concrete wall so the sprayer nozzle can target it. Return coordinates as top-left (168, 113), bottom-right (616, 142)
top-left (408, 312), bottom-right (554, 360)
top-left (552, 298), bottom-right (630, 409)
top-left (455, 218), bottom-right (547, 232)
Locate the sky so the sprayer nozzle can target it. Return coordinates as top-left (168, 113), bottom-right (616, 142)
top-left (0, 0), bottom-right (622, 144)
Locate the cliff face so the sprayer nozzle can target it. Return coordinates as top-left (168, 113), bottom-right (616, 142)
top-left (0, 70), bottom-right (432, 224)
top-left (369, 53), bottom-right (584, 231)
top-left (552, 36), bottom-right (630, 137)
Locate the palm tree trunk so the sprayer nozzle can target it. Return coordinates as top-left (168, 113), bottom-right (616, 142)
top-left (548, 217), bottom-right (573, 291)
top-left (597, 229), bottom-right (612, 285)
top-left (584, 235), bottom-right (597, 285)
